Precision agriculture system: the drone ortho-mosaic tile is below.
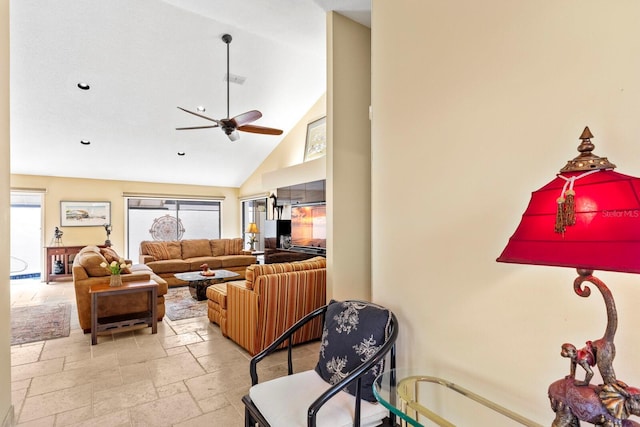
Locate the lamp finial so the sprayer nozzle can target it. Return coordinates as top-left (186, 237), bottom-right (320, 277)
top-left (559, 126), bottom-right (616, 172)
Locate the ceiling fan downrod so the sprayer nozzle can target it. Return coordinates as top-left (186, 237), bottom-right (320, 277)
top-left (222, 34), bottom-right (232, 121)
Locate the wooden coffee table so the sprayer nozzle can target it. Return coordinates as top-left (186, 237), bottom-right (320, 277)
top-left (89, 279), bottom-right (158, 345)
top-left (174, 270), bottom-right (240, 301)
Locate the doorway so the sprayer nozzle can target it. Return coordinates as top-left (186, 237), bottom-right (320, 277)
top-left (10, 192), bottom-right (43, 280)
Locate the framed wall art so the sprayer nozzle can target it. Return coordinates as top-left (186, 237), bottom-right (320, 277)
top-left (60, 201), bottom-right (111, 227)
top-left (304, 116), bottom-right (327, 161)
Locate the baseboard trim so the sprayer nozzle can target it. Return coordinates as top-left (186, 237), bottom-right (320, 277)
top-left (1, 404), bottom-right (15, 427)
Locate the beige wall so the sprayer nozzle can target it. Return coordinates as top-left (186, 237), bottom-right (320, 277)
top-left (1, 0), bottom-right (11, 424)
top-left (327, 13), bottom-right (371, 301)
top-left (11, 174), bottom-right (242, 259)
top-left (372, 0), bottom-right (640, 423)
top-left (239, 94), bottom-right (326, 197)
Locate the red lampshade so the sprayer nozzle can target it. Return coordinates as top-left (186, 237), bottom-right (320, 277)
top-left (497, 130), bottom-right (640, 274)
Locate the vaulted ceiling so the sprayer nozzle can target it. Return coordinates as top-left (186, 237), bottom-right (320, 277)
top-left (10, 0), bottom-right (370, 187)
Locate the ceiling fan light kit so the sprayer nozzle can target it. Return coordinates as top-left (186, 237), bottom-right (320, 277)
top-left (176, 33), bottom-right (283, 142)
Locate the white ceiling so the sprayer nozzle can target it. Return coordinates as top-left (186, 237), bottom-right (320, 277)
top-left (9, 0), bottom-right (370, 188)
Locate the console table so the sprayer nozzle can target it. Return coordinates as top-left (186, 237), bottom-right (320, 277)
top-left (45, 245), bottom-right (86, 283)
top-left (373, 370), bottom-right (543, 426)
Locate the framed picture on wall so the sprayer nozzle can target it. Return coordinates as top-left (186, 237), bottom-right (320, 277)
top-left (60, 201), bottom-right (111, 227)
top-left (304, 116), bottom-right (327, 161)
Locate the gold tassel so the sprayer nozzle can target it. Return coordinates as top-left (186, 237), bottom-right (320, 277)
top-left (564, 189), bottom-right (576, 226)
top-left (555, 197), bottom-right (566, 233)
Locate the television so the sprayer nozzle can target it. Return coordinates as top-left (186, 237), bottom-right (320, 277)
top-left (290, 204), bottom-right (326, 252)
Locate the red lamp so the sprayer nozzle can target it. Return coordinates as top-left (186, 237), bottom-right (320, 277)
top-left (497, 127), bottom-right (640, 425)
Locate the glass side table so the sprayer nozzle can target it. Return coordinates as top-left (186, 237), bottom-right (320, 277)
top-left (373, 370), bottom-right (543, 427)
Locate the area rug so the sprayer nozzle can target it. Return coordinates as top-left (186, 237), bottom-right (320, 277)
top-left (11, 303), bottom-right (71, 345)
top-left (164, 286), bottom-right (207, 321)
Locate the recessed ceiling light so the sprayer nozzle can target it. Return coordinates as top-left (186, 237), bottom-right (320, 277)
top-left (177, 152), bottom-right (185, 156)
top-left (80, 140), bottom-right (91, 145)
top-left (196, 106), bottom-right (205, 112)
top-left (77, 82), bottom-right (90, 90)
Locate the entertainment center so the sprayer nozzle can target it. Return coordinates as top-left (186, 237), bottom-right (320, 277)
top-left (264, 179), bottom-right (327, 263)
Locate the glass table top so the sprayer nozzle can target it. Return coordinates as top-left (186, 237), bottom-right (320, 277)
top-left (174, 269), bottom-right (240, 282)
top-left (373, 369), bottom-right (543, 427)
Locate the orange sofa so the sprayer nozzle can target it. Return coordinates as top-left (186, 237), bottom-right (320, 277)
top-left (206, 257), bottom-right (326, 355)
top-left (138, 238), bottom-right (256, 287)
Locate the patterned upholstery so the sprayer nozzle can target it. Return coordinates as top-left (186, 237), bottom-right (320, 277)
top-left (315, 300), bottom-right (392, 402)
top-left (208, 258), bottom-right (326, 355)
top-left (244, 257), bottom-right (326, 290)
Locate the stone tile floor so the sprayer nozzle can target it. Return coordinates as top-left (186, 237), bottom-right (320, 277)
top-left (10, 279), bottom-right (320, 426)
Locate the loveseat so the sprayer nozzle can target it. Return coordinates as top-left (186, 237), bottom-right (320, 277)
top-left (139, 238), bottom-right (257, 287)
top-left (72, 245), bottom-right (168, 333)
top-left (206, 257), bottom-right (326, 355)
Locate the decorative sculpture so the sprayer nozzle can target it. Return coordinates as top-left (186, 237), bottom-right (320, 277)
top-left (549, 378), bottom-right (640, 426)
top-left (549, 270), bottom-right (639, 426)
top-left (104, 223), bottom-right (112, 247)
top-left (52, 226), bottom-right (64, 246)
top-left (269, 193), bottom-right (278, 219)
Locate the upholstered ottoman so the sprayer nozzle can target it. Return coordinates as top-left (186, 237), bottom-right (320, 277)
top-left (206, 283), bottom-right (229, 336)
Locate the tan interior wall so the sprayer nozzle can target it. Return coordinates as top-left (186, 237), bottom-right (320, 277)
top-left (326, 13), bottom-right (371, 301)
top-left (1, 0), bottom-right (12, 424)
top-left (372, 0), bottom-right (640, 423)
top-left (239, 94), bottom-right (326, 197)
top-left (10, 174), bottom-right (241, 260)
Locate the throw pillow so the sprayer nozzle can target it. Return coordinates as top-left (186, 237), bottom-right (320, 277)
top-left (142, 241), bottom-right (170, 261)
top-left (166, 241), bottom-right (182, 259)
top-left (210, 239), bottom-right (226, 256)
top-left (79, 252), bottom-right (111, 277)
top-left (229, 238), bottom-right (243, 254)
top-left (99, 247), bottom-right (132, 274)
top-left (181, 239), bottom-right (211, 258)
top-left (315, 300), bottom-right (392, 402)
top-left (100, 247), bottom-right (121, 264)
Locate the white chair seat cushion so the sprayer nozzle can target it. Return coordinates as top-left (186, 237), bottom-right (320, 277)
top-left (249, 369), bottom-right (387, 427)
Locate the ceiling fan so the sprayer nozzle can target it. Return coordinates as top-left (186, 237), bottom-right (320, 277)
top-left (176, 34), bottom-right (283, 142)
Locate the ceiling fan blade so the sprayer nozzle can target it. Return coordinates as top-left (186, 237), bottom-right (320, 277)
top-left (176, 125), bottom-right (219, 130)
top-left (230, 110), bottom-right (262, 127)
top-left (238, 124), bottom-right (284, 135)
top-left (177, 106), bottom-right (222, 125)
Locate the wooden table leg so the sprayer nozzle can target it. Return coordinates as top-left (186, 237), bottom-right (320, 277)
top-left (91, 292), bottom-right (98, 345)
top-left (151, 286), bottom-right (157, 334)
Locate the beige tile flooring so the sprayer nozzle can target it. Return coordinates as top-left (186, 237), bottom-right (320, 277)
top-left (10, 279), bottom-right (320, 426)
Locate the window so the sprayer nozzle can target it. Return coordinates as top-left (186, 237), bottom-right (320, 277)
top-left (126, 198), bottom-right (221, 259)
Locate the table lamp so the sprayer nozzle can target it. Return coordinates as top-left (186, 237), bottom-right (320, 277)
top-left (497, 127), bottom-right (640, 425)
top-left (246, 222), bottom-right (259, 251)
